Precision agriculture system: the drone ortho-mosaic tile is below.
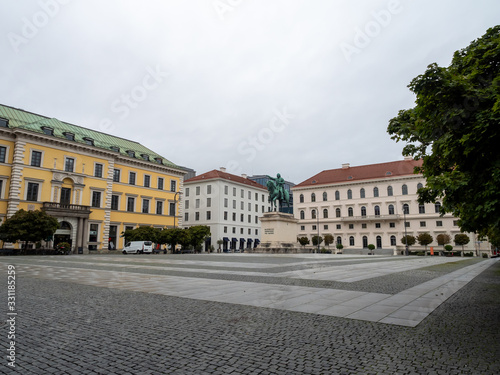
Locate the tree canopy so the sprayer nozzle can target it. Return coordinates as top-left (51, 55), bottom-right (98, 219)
top-left (387, 26), bottom-right (500, 241)
top-left (0, 209), bottom-right (59, 246)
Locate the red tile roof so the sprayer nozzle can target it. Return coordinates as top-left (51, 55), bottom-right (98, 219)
top-left (184, 170), bottom-right (267, 190)
top-left (293, 159), bottom-right (423, 188)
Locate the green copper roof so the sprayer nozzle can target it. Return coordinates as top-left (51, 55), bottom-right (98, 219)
top-left (0, 104), bottom-right (181, 170)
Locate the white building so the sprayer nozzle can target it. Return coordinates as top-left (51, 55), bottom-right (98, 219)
top-left (183, 168), bottom-right (271, 252)
top-left (292, 158), bottom-right (490, 255)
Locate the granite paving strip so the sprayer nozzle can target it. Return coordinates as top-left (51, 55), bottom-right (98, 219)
top-left (12, 257), bottom-right (498, 326)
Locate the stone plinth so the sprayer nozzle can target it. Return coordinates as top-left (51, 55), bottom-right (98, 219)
top-left (251, 212), bottom-right (303, 253)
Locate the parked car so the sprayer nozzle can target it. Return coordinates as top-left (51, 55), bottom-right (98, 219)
top-left (122, 241), bottom-right (154, 254)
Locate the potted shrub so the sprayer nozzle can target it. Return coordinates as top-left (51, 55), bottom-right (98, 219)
top-left (367, 244), bottom-right (375, 255)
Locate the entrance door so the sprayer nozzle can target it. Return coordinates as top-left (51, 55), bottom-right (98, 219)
top-left (60, 188), bottom-right (71, 205)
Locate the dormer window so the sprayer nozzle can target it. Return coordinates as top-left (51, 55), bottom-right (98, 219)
top-left (110, 146), bottom-right (120, 152)
top-left (141, 154), bottom-right (149, 161)
top-left (154, 157), bottom-right (162, 164)
top-left (42, 126), bottom-right (54, 136)
top-left (126, 150), bottom-right (135, 158)
top-left (83, 137), bottom-right (94, 146)
top-left (64, 132), bottom-right (75, 141)
top-left (0, 118), bottom-right (8, 127)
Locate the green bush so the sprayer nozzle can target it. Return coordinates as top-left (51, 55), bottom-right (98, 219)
top-left (482, 253), bottom-right (488, 258)
top-left (464, 252), bottom-right (474, 257)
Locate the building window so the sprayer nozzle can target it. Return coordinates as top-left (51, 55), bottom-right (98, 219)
top-left (185, 200), bottom-right (189, 209)
top-left (335, 191), bottom-right (340, 200)
top-left (337, 236), bottom-right (342, 245)
top-left (420, 221), bottom-right (426, 227)
top-left (224, 186), bottom-right (228, 195)
top-left (232, 213), bottom-right (236, 221)
top-left (144, 175), bottom-right (151, 187)
top-left (129, 172), bottom-right (136, 185)
top-left (300, 210), bottom-right (305, 220)
top-left (347, 189), bottom-right (352, 199)
top-left (233, 200), bottom-right (236, 209)
top-left (195, 199), bottom-right (200, 209)
top-left (300, 225), bottom-right (305, 231)
top-left (240, 201), bottom-right (244, 210)
top-left (240, 214), bottom-right (244, 222)
top-left (91, 191), bottom-right (101, 208)
top-left (0, 118), bottom-right (9, 127)
top-left (419, 204), bottom-right (425, 214)
top-left (158, 177), bottom-right (164, 190)
top-left (312, 225), bottom-right (317, 231)
top-left (311, 193), bottom-right (316, 202)
top-left (362, 223), bottom-right (367, 229)
top-left (248, 214), bottom-right (251, 223)
top-left (233, 187), bottom-right (236, 196)
top-left (336, 208), bottom-right (341, 218)
top-left (390, 235), bottom-right (397, 246)
top-left (348, 207), bottom-right (353, 217)
top-left (241, 189), bottom-right (244, 198)
top-left (223, 226), bottom-right (227, 233)
top-left (224, 211), bottom-right (228, 220)
top-left (405, 222), bottom-right (410, 228)
top-left (88, 224), bottom-right (99, 250)
top-left (224, 198), bottom-right (228, 208)
top-left (324, 225), bottom-right (329, 230)
top-left (207, 185), bottom-right (212, 194)
top-left (110, 146), bottom-right (120, 153)
top-left (83, 138), bottom-right (94, 146)
top-left (207, 211), bottom-right (211, 220)
top-left (195, 212), bottom-right (200, 221)
top-left (127, 197), bottom-right (135, 212)
top-left (26, 182), bottom-right (39, 201)
top-left (349, 224), bottom-right (354, 229)
top-left (389, 222), bottom-right (395, 228)
top-left (126, 150), bottom-right (135, 158)
top-left (299, 194), bottom-right (304, 203)
top-left (113, 169), bottom-right (120, 182)
top-left (388, 204), bottom-right (395, 215)
top-left (169, 202), bottom-right (175, 216)
top-left (196, 186), bottom-right (200, 195)
top-left (435, 202), bottom-right (441, 214)
top-left (185, 187), bottom-right (190, 197)
top-left (207, 198), bottom-right (212, 207)
top-left (311, 210), bottom-right (316, 219)
top-left (360, 188), bottom-right (365, 199)
top-left (374, 205), bottom-right (380, 216)
top-left (323, 209), bottom-right (328, 218)
top-left (349, 236), bottom-right (355, 246)
top-left (30, 150), bottom-right (42, 167)
top-left (453, 220), bottom-right (459, 226)
top-left (142, 199), bottom-right (149, 213)
top-left (387, 186), bottom-right (393, 196)
top-left (185, 213), bottom-right (189, 221)
top-left (94, 163), bottom-right (103, 178)
top-left (375, 223), bottom-right (381, 228)
top-left (403, 203), bottom-right (409, 214)
top-left (417, 183), bottom-right (424, 190)
top-left (171, 180), bottom-right (177, 192)
top-left (323, 192), bottom-right (327, 201)
top-left (65, 157), bottom-right (74, 172)
top-left (336, 224), bottom-right (341, 230)
top-left (111, 195), bottom-right (119, 210)
top-left (42, 127), bottom-right (53, 136)
top-left (361, 206), bottom-right (367, 217)
top-left (373, 187), bottom-right (379, 198)
top-left (362, 236), bottom-right (368, 248)
top-left (402, 184), bottom-right (408, 195)
top-left (141, 154), bottom-right (149, 161)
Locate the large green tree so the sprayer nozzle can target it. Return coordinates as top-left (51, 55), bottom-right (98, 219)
top-left (188, 225), bottom-right (211, 251)
top-left (0, 209), bottom-right (59, 249)
top-left (387, 26), bottom-right (500, 241)
top-left (122, 226), bottom-right (160, 243)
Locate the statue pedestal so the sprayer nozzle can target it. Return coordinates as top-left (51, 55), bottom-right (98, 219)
top-left (251, 212), bottom-right (302, 253)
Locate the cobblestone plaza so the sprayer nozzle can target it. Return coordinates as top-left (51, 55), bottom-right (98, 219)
top-left (1, 254), bottom-right (499, 374)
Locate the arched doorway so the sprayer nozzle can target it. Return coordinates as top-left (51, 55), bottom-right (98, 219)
top-left (54, 220), bottom-right (73, 249)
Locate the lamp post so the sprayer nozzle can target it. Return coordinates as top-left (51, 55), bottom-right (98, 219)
top-left (173, 191), bottom-right (182, 228)
top-left (403, 204), bottom-right (408, 256)
top-left (317, 207), bottom-right (320, 253)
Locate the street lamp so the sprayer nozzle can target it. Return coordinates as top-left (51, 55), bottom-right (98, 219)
top-left (403, 204), bottom-right (409, 256)
top-left (317, 207), bottom-right (320, 253)
top-left (173, 191), bottom-right (182, 228)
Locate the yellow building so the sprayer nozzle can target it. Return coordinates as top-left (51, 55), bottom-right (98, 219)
top-left (0, 104), bottom-right (186, 253)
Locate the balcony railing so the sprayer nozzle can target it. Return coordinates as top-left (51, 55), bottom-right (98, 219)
top-left (341, 214), bottom-right (401, 221)
top-left (43, 202), bottom-right (91, 212)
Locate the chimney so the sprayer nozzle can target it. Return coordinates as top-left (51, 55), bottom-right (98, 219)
top-left (241, 174), bottom-right (247, 179)
top-left (342, 163), bottom-right (350, 169)
top-left (220, 167), bottom-right (226, 172)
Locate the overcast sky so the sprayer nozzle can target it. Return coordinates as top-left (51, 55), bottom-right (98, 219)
top-left (1, 0), bottom-right (499, 184)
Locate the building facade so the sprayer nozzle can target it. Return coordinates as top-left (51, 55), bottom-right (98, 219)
top-left (183, 168), bottom-right (271, 252)
top-left (292, 159), bottom-right (490, 255)
top-left (0, 104), bottom-right (186, 253)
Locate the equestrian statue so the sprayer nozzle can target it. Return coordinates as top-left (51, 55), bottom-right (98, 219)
top-left (266, 173), bottom-right (290, 212)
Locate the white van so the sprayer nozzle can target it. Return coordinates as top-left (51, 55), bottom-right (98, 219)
top-left (122, 241), bottom-right (154, 254)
